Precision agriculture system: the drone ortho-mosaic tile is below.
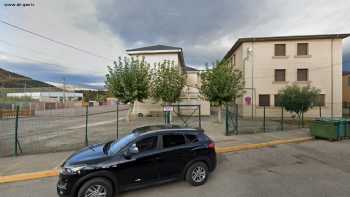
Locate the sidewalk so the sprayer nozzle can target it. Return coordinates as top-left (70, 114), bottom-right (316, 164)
top-left (0, 128), bottom-right (311, 178)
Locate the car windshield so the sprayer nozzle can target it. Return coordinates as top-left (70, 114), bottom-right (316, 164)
top-left (108, 133), bottom-right (137, 155)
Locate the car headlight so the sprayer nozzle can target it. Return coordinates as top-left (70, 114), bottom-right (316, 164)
top-left (60, 165), bottom-right (86, 175)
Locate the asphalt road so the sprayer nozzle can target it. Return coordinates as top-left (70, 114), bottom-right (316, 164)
top-left (1, 140), bottom-right (350, 197)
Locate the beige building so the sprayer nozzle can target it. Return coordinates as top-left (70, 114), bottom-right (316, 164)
top-left (223, 34), bottom-right (350, 118)
top-left (126, 45), bottom-right (210, 116)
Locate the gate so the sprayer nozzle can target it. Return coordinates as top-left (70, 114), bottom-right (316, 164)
top-left (163, 104), bottom-right (201, 128)
top-left (225, 103), bottom-right (238, 135)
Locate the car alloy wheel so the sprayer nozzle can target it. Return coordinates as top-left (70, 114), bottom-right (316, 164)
top-left (191, 166), bottom-right (206, 183)
top-left (84, 184), bottom-right (107, 197)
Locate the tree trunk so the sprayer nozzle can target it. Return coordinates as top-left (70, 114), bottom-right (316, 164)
top-left (127, 102), bottom-right (134, 123)
top-left (217, 105), bottom-right (222, 123)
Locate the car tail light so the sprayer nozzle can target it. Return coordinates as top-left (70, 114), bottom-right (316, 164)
top-left (208, 143), bottom-right (215, 149)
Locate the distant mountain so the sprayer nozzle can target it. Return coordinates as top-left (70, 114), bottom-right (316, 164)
top-left (0, 67), bottom-right (59, 89)
top-left (46, 81), bottom-right (101, 91)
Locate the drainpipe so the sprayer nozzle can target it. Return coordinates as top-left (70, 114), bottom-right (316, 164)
top-left (251, 40), bottom-right (255, 120)
top-left (331, 39), bottom-right (334, 118)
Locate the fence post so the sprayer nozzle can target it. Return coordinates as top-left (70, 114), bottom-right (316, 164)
top-left (14, 105), bottom-right (19, 156)
top-left (225, 104), bottom-right (228, 136)
top-left (263, 106), bottom-right (266, 132)
top-left (198, 105), bottom-right (201, 129)
top-left (301, 112), bottom-right (304, 128)
top-left (85, 105), bottom-right (89, 146)
top-left (116, 102), bottom-right (119, 139)
top-left (319, 105), bottom-right (322, 118)
top-left (281, 106), bottom-right (284, 131)
top-left (235, 104), bottom-right (238, 135)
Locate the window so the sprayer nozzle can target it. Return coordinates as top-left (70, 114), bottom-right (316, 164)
top-left (274, 44), bottom-right (286, 56)
top-left (297, 69), bottom-right (308, 81)
top-left (315, 94), bottom-right (325, 106)
top-left (259, 94), bottom-right (270, 106)
top-left (274, 69), bottom-right (286, 81)
top-left (136, 136), bottom-right (158, 152)
top-left (163, 134), bottom-right (186, 148)
top-left (185, 134), bottom-right (199, 143)
top-left (297, 43), bottom-right (308, 56)
top-left (274, 95), bottom-right (282, 106)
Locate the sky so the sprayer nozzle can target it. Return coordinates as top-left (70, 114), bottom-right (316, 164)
top-left (1, 0), bottom-right (350, 87)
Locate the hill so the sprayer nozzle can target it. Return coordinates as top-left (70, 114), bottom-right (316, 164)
top-left (0, 67), bottom-right (59, 89)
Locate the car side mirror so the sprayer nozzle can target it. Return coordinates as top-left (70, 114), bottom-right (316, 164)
top-left (123, 144), bottom-right (139, 159)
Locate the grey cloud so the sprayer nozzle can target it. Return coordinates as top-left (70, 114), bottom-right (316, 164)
top-left (90, 0), bottom-right (350, 67)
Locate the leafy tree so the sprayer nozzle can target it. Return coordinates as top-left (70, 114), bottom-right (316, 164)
top-left (105, 57), bottom-right (150, 120)
top-left (200, 60), bottom-right (244, 122)
top-left (151, 60), bottom-right (186, 124)
top-left (278, 85), bottom-right (320, 126)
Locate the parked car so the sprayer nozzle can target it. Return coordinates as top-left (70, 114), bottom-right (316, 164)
top-left (57, 125), bottom-right (216, 197)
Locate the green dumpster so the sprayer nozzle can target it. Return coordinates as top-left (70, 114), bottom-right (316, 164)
top-left (310, 118), bottom-right (347, 141)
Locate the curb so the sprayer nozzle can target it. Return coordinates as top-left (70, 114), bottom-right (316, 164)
top-left (215, 136), bottom-right (313, 154)
top-left (0, 169), bottom-right (59, 184)
top-left (0, 137), bottom-right (313, 184)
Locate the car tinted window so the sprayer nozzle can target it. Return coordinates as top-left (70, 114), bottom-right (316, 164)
top-left (136, 136), bottom-right (158, 153)
top-left (163, 134), bottom-right (186, 148)
top-left (109, 133), bottom-right (137, 154)
top-left (185, 134), bottom-right (199, 143)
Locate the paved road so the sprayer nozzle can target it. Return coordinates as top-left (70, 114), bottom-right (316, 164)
top-left (1, 140), bottom-right (350, 197)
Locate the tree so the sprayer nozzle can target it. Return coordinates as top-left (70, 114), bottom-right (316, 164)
top-left (200, 60), bottom-right (244, 122)
top-left (278, 85), bottom-right (320, 126)
top-left (151, 60), bottom-right (186, 124)
top-left (105, 57), bottom-right (150, 121)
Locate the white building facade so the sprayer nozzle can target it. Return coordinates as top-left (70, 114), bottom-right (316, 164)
top-left (223, 34), bottom-right (350, 118)
top-left (126, 45), bottom-right (210, 116)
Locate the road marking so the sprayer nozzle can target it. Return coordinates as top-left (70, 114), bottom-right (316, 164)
top-left (0, 137), bottom-right (313, 184)
top-left (67, 118), bottom-right (125, 130)
top-left (0, 169), bottom-right (59, 184)
top-left (215, 137), bottom-right (313, 154)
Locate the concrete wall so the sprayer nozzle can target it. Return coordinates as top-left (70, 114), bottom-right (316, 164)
top-left (228, 38), bottom-right (344, 118)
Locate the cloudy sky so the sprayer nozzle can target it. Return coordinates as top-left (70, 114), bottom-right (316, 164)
top-left (1, 0), bottom-right (350, 87)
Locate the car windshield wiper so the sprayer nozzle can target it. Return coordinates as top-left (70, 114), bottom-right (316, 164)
top-left (103, 141), bottom-right (113, 154)
top-left (88, 145), bottom-right (96, 152)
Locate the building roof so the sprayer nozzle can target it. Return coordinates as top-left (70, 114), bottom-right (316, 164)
top-left (126, 45), bottom-right (182, 52)
top-left (184, 66), bottom-right (199, 72)
top-left (126, 44), bottom-right (186, 69)
top-left (223, 33), bottom-right (350, 60)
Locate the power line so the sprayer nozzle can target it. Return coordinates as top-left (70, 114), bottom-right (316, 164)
top-left (0, 50), bottom-right (65, 69)
top-left (0, 19), bottom-right (114, 61)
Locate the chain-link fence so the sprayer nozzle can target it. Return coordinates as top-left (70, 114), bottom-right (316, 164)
top-left (0, 104), bottom-right (129, 157)
top-left (0, 102), bottom-right (204, 157)
top-left (223, 103), bottom-right (331, 135)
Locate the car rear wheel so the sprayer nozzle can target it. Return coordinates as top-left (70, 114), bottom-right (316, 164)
top-left (77, 177), bottom-right (114, 197)
top-left (185, 161), bottom-right (208, 186)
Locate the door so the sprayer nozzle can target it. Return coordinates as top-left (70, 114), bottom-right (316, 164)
top-left (158, 133), bottom-right (193, 179)
top-left (116, 135), bottom-right (160, 187)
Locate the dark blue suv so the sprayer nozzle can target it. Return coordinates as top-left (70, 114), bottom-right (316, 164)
top-left (57, 125), bottom-right (216, 197)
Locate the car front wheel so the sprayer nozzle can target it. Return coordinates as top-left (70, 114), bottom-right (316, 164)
top-left (186, 161), bottom-right (208, 186)
top-left (77, 177), bottom-right (114, 197)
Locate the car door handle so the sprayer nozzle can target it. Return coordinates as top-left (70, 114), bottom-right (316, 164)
top-left (155, 157), bottom-right (160, 160)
